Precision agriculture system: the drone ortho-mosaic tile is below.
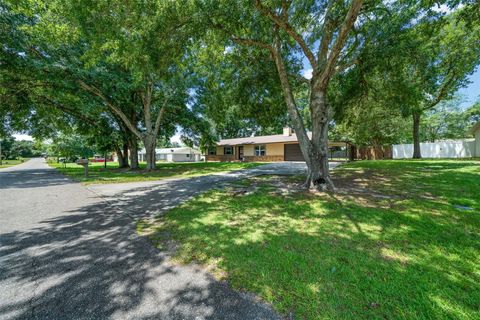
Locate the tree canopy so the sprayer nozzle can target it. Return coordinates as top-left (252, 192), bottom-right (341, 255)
top-left (1, 0), bottom-right (479, 188)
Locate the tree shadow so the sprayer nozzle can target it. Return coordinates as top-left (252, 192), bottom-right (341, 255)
top-left (152, 180), bottom-right (480, 319)
top-left (0, 198), bottom-right (280, 319)
top-left (0, 168), bottom-right (72, 189)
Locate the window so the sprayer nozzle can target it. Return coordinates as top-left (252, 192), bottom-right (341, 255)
top-left (186, 154), bottom-right (190, 158)
top-left (208, 147), bottom-right (216, 155)
top-left (224, 146), bottom-right (233, 155)
top-left (255, 145), bottom-right (266, 156)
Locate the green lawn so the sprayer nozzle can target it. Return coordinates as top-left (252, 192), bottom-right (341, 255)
top-left (138, 159), bottom-right (480, 320)
top-left (49, 161), bottom-right (262, 184)
top-left (0, 158), bottom-right (28, 168)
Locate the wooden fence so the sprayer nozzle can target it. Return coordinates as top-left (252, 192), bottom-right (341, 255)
top-left (353, 146), bottom-right (392, 160)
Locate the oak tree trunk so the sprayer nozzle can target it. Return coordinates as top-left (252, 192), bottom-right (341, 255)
top-left (412, 111), bottom-right (422, 159)
top-left (306, 87), bottom-right (334, 191)
top-left (129, 138), bottom-right (139, 170)
top-left (271, 42), bottom-right (334, 191)
top-left (144, 134), bottom-right (157, 170)
top-left (116, 144), bottom-right (129, 168)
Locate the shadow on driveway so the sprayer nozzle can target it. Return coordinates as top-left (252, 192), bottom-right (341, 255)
top-left (0, 199), bottom-right (280, 319)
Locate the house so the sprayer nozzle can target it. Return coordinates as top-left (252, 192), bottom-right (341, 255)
top-left (469, 121), bottom-right (480, 157)
top-left (138, 147), bottom-right (202, 162)
top-left (206, 127), bottom-right (350, 162)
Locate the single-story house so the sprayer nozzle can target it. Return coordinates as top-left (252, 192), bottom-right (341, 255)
top-left (206, 127), bottom-right (350, 162)
top-left (469, 120), bottom-right (480, 157)
top-left (138, 147), bottom-right (202, 162)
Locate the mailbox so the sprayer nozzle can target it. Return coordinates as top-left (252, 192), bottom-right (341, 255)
top-left (76, 159), bottom-right (89, 177)
top-left (76, 159), bottom-right (89, 165)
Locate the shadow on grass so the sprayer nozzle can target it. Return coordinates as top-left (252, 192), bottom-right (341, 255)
top-left (148, 165), bottom-right (480, 319)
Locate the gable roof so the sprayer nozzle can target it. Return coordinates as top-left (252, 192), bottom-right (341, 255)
top-left (217, 133), bottom-right (313, 146)
top-left (469, 121), bottom-right (480, 135)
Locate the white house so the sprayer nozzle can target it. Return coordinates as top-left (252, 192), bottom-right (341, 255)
top-left (138, 147), bottom-right (202, 162)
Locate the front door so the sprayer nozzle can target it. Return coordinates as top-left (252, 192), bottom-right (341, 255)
top-left (238, 146), bottom-right (244, 160)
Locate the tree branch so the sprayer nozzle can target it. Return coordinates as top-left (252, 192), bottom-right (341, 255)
top-left (231, 37), bottom-right (275, 54)
top-left (153, 95), bottom-right (169, 138)
top-left (78, 80), bottom-right (143, 140)
top-left (253, 0), bottom-right (317, 70)
top-left (317, 0), bottom-right (336, 67)
top-left (318, 0), bottom-right (365, 89)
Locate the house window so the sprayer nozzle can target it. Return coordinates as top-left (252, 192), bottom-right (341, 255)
top-left (255, 145), bottom-right (266, 156)
top-left (208, 147), bottom-right (216, 155)
top-left (224, 146), bottom-right (233, 155)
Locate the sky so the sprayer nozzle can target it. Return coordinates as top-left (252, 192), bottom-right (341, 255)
top-left (458, 69), bottom-right (480, 108)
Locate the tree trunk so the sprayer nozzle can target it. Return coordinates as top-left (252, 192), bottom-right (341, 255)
top-left (129, 139), bottom-right (139, 170)
top-left (412, 111), bottom-right (422, 159)
top-left (144, 134), bottom-right (157, 170)
top-left (308, 87), bottom-right (334, 191)
top-left (271, 40), bottom-right (334, 191)
top-left (116, 144), bottom-right (129, 168)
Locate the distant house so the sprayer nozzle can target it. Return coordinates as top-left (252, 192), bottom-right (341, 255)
top-left (138, 147), bottom-right (202, 163)
top-left (206, 127), bottom-right (349, 162)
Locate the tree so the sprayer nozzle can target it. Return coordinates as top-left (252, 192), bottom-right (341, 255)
top-left (196, 0), bottom-right (378, 190)
top-left (48, 133), bottom-right (96, 161)
top-left (398, 10), bottom-right (480, 158)
top-left (58, 0), bottom-right (197, 170)
top-left (0, 135), bottom-right (15, 159)
top-left (421, 100), bottom-right (480, 141)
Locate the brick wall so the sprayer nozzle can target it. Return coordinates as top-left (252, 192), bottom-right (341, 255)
top-left (243, 155), bottom-right (284, 162)
top-left (205, 155), bottom-right (238, 162)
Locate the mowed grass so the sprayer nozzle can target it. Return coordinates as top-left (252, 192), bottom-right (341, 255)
top-left (139, 159), bottom-right (480, 319)
top-left (49, 161), bottom-right (262, 184)
top-left (0, 159), bottom-right (27, 168)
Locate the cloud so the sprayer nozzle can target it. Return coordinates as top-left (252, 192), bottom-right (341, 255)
top-left (302, 68), bottom-right (313, 80)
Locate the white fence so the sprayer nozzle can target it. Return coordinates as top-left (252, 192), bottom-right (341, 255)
top-left (393, 139), bottom-right (476, 159)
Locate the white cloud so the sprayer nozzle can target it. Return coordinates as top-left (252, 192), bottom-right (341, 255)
top-left (302, 68), bottom-right (313, 80)
top-left (170, 133), bottom-right (183, 145)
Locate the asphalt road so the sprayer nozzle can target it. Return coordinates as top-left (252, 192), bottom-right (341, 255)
top-left (0, 158), bottom-right (281, 320)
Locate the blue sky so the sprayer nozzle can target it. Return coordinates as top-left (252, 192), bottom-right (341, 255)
top-left (458, 69), bottom-right (480, 108)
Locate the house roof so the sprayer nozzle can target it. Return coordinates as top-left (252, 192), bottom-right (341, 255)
top-left (469, 121), bottom-right (480, 135)
top-left (217, 133), bottom-right (312, 146)
top-left (139, 147), bottom-right (201, 155)
top-left (217, 133), bottom-right (348, 147)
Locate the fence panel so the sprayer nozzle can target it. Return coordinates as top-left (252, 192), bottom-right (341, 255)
top-left (392, 140), bottom-right (475, 159)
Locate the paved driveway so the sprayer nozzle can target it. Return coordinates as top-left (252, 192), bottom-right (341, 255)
top-left (0, 159), bottom-right (280, 320)
top-left (87, 161), bottom-right (340, 220)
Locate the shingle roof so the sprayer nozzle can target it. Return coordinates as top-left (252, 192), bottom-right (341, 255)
top-left (217, 133), bottom-right (313, 146)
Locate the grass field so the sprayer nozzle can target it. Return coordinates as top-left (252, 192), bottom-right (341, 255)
top-left (138, 159), bottom-right (480, 319)
top-left (0, 159), bottom-right (27, 169)
top-left (49, 161), bottom-right (262, 184)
